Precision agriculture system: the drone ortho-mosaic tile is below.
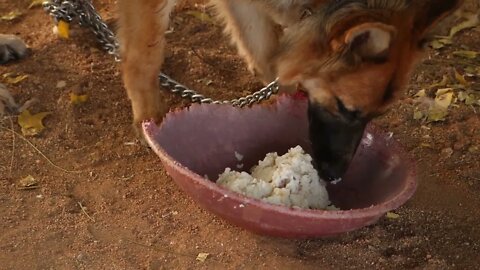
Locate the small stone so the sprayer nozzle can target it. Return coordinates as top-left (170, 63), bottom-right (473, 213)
top-left (56, 80), bottom-right (67, 88)
top-left (440, 148), bottom-right (454, 159)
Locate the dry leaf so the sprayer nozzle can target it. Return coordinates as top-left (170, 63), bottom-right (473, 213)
top-left (386, 212), bottom-right (400, 219)
top-left (465, 93), bottom-right (480, 106)
top-left (414, 89), bottom-right (426, 98)
top-left (453, 50), bottom-right (479, 59)
top-left (18, 109), bottom-right (51, 136)
top-left (29, 0), bottom-right (45, 9)
top-left (185, 11), bottom-right (214, 23)
top-left (2, 73), bottom-right (29, 84)
top-left (458, 91), bottom-right (468, 102)
top-left (70, 93), bottom-right (88, 105)
top-left (19, 175), bottom-right (38, 188)
top-left (1, 10), bottom-right (22, 21)
top-left (464, 66), bottom-right (480, 76)
top-left (426, 89), bottom-right (454, 122)
top-left (196, 252), bottom-right (209, 262)
top-left (413, 109), bottom-right (425, 120)
top-left (454, 69), bottom-right (469, 87)
top-left (429, 38), bottom-right (452, 50)
top-left (449, 13), bottom-right (479, 37)
top-left (435, 89), bottom-right (454, 108)
top-left (57, 20), bottom-right (70, 39)
top-left (428, 75), bottom-right (449, 89)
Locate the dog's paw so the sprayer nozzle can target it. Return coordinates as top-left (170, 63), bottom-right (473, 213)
top-left (0, 34), bottom-right (28, 64)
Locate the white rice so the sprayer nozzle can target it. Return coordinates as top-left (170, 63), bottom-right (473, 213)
top-left (216, 146), bottom-right (337, 210)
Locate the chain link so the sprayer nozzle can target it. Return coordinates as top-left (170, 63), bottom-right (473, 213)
top-left (43, 0), bottom-right (279, 107)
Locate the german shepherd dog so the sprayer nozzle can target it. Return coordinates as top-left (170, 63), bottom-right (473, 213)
top-left (117, 0), bottom-right (462, 180)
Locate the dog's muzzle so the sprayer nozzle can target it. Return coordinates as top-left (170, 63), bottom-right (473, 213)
top-left (308, 102), bottom-right (368, 181)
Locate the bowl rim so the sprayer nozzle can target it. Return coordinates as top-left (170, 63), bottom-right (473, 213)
top-left (143, 118), bottom-right (417, 220)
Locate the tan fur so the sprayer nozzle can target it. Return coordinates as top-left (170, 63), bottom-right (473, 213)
top-left (118, 0), bottom-right (463, 133)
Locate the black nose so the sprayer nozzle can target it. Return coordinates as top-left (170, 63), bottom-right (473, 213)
top-left (308, 102), bottom-right (368, 181)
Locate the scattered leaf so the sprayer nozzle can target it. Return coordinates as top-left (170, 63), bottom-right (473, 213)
top-left (454, 69), bottom-right (469, 87)
top-left (420, 143), bottom-right (433, 148)
top-left (2, 73), bottom-right (29, 84)
top-left (386, 212), bottom-right (400, 219)
top-left (435, 89), bottom-right (454, 108)
top-left (29, 0), bottom-right (45, 9)
top-left (426, 89), bottom-right (454, 122)
top-left (57, 20), bottom-right (70, 39)
top-left (18, 109), bottom-right (51, 136)
top-left (465, 93), bottom-right (479, 106)
top-left (430, 38), bottom-right (452, 50)
top-left (464, 66), bottom-right (480, 76)
top-left (453, 50), bottom-right (479, 59)
top-left (196, 252), bottom-right (209, 262)
top-left (70, 93), bottom-right (89, 105)
top-left (449, 13), bottom-right (479, 38)
top-left (468, 145), bottom-right (479, 154)
top-left (185, 10), bottom-right (214, 23)
top-left (458, 91), bottom-right (468, 102)
top-left (413, 109), bottom-right (425, 120)
top-left (414, 89), bottom-right (426, 98)
top-left (1, 10), bottom-right (22, 21)
top-left (428, 75), bottom-right (449, 89)
top-left (18, 175), bottom-right (38, 189)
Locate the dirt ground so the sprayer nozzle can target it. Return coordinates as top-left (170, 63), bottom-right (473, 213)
top-left (1, 1), bottom-right (480, 269)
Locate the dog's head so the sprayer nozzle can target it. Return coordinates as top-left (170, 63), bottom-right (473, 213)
top-left (275, 0), bottom-right (463, 180)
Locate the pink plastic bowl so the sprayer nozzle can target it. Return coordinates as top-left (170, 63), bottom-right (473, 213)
top-left (143, 95), bottom-right (416, 238)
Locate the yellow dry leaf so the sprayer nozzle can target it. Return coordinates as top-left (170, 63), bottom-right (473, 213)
top-left (435, 89), bottom-right (454, 108)
top-left (18, 109), bottom-right (51, 136)
top-left (2, 73), bottom-right (29, 84)
top-left (19, 175), bottom-right (38, 188)
top-left (428, 75), bottom-right (449, 89)
top-left (196, 252), bottom-right (209, 262)
top-left (70, 93), bottom-right (88, 105)
top-left (454, 69), bottom-right (469, 87)
top-left (414, 89), bottom-right (426, 98)
top-left (185, 10), bottom-right (214, 23)
top-left (453, 50), bottom-right (479, 59)
top-left (57, 20), bottom-right (70, 39)
top-left (465, 93), bottom-right (480, 106)
top-left (386, 212), bottom-right (400, 219)
top-left (429, 38), bottom-right (452, 50)
top-left (449, 13), bottom-right (479, 38)
top-left (1, 10), bottom-right (22, 21)
top-left (413, 109), bottom-right (425, 120)
top-left (29, 0), bottom-right (45, 9)
top-left (458, 91), bottom-right (468, 102)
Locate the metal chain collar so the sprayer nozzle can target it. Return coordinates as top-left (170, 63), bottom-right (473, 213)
top-left (43, 0), bottom-right (280, 107)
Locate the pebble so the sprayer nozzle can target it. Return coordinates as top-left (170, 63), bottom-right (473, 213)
top-left (56, 80), bottom-right (67, 88)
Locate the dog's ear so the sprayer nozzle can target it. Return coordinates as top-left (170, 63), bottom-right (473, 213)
top-left (414, 0), bottom-right (463, 34)
top-left (332, 22), bottom-right (396, 62)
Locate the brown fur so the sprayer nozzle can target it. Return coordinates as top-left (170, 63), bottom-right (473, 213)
top-left (117, 0), bottom-right (463, 133)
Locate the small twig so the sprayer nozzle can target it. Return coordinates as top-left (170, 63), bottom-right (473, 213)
top-left (8, 116), bottom-right (15, 176)
top-left (78, 202), bottom-right (95, 222)
top-left (0, 125), bottom-right (82, 174)
top-left (16, 185), bottom-right (39, 190)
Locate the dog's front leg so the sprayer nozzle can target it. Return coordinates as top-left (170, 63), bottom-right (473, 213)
top-left (118, 0), bottom-right (175, 136)
top-left (211, 0), bottom-right (282, 86)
